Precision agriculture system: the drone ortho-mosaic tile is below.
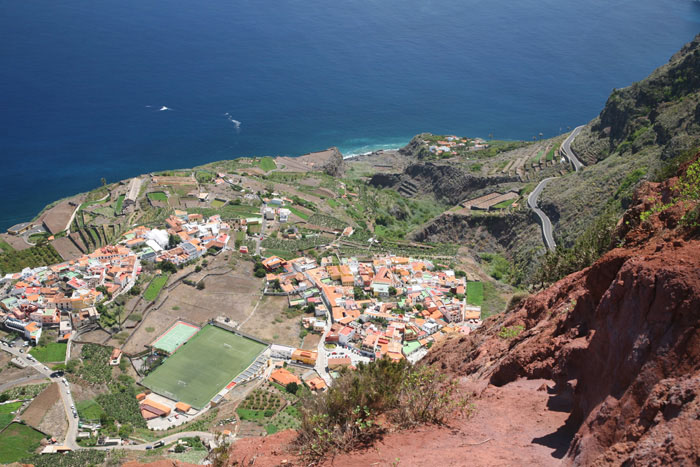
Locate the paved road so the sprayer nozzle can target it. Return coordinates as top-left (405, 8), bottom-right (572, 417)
top-left (528, 177), bottom-right (557, 251)
top-left (0, 345), bottom-right (79, 449)
top-left (528, 126), bottom-right (586, 250)
top-left (314, 318), bottom-right (334, 387)
top-left (560, 125), bottom-right (585, 172)
top-left (1, 345), bottom-right (219, 452)
top-left (91, 431), bottom-right (216, 451)
top-left (0, 374), bottom-right (46, 393)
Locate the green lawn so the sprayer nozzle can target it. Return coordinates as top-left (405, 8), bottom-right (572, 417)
top-left (147, 192), bottom-right (168, 202)
top-left (546, 146), bottom-right (556, 161)
top-left (0, 423), bottom-right (45, 463)
top-left (210, 199), bottom-right (226, 208)
top-left (114, 194), bottom-right (125, 214)
top-left (467, 281), bottom-right (484, 306)
top-left (262, 249), bottom-right (296, 260)
top-left (492, 198), bottom-right (516, 209)
top-left (142, 326), bottom-right (267, 409)
top-left (144, 274), bottom-right (170, 301)
top-left (0, 239), bottom-right (16, 253)
top-left (327, 198), bottom-right (339, 208)
top-left (0, 402), bottom-right (23, 430)
top-left (236, 408), bottom-right (270, 422)
top-left (76, 399), bottom-right (105, 422)
top-left (531, 150), bottom-right (544, 164)
top-left (257, 157), bottom-right (277, 172)
top-left (29, 343), bottom-right (67, 363)
top-left (288, 206), bottom-right (310, 220)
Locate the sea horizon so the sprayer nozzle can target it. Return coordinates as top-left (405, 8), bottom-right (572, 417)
top-left (1, 0), bottom-right (700, 230)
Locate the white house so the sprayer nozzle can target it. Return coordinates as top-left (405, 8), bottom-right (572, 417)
top-left (279, 208), bottom-right (291, 223)
top-left (270, 344), bottom-right (295, 360)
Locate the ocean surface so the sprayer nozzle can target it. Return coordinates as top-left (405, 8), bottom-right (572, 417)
top-left (1, 0), bottom-right (699, 230)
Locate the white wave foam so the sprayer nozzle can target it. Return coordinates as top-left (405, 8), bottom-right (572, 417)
top-left (342, 143), bottom-right (404, 159)
top-left (224, 112), bottom-right (241, 132)
top-left (159, 106), bottom-right (172, 111)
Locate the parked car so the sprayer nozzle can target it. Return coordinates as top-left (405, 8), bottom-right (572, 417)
top-left (153, 441), bottom-right (164, 448)
top-left (145, 446), bottom-right (153, 450)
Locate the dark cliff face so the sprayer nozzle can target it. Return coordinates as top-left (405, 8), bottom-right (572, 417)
top-left (369, 161), bottom-right (517, 205)
top-left (425, 158), bottom-right (700, 465)
top-left (573, 34), bottom-right (700, 164)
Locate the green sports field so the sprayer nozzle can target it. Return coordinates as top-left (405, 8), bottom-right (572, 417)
top-left (141, 325), bottom-right (266, 409)
top-left (150, 321), bottom-right (200, 354)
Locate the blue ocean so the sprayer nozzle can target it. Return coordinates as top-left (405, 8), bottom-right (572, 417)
top-left (1, 0), bottom-right (699, 230)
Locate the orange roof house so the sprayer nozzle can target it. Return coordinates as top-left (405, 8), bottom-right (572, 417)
top-left (175, 402), bottom-right (191, 413)
top-left (327, 357), bottom-right (352, 370)
top-left (306, 377), bottom-right (327, 391)
top-left (270, 368), bottom-right (302, 387)
top-left (291, 349), bottom-right (318, 365)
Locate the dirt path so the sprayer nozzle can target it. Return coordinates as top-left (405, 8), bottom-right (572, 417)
top-left (228, 378), bottom-right (571, 466)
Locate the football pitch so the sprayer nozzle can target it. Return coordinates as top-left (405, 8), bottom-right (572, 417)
top-left (141, 325), bottom-right (267, 409)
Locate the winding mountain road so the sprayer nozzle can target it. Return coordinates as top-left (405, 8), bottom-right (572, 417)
top-left (561, 125), bottom-right (585, 171)
top-left (528, 177), bottom-right (557, 250)
top-left (528, 126), bottom-right (585, 250)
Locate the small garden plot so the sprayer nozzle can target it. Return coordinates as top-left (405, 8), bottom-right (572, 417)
top-left (247, 224), bottom-right (261, 234)
top-left (114, 194), bottom-right (125, 214)
top-left (29, 342), bottom-right (67, 363)
top-left (144, 273), bottom-right (170, 301)
top-left (236, 388), bottom-right (284, 423)
top-left (492, 198), bottom-right (516, 209)
top-left (210, 198), bottom-right (227, 208)
top-left (0, 401), bottom-right (23, 429)
top-left (0, 383), bottom-right (49, 401)
top-left (76, 399), bottom-right (105, 421)
top-left (256, 156), bottom-right (277, 172)
top-left (147, 191), bottom-right (168, 202)
top-left (0, 423), bottom-right (45, 464)
top-left (467, 281), bottom-right (484, 306)
top-left (287, 206), bottom-right (311, 220)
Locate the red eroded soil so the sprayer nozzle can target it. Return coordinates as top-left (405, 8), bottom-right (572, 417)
top-left (227, 378), bottom-right (571, 466)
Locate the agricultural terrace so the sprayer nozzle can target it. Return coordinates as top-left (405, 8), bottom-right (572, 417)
top-left (147, 192), bottom-right (168, 202)
top-left (149, 321), bottom-right (200, 354)
top-left (141, 325), bottom-right (267, 409)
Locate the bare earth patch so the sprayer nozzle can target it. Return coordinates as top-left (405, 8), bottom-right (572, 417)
top-left (238, 295), bottom-right (301, 347)
top-left (21, 383), bottom-right (66, 439)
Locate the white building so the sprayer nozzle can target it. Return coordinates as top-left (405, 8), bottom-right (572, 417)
top-left (278, 208), bottom-right (291, 223)
top-left (270, 344), bottom-right (295, 360)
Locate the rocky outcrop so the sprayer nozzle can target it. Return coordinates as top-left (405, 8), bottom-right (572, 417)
top-left (424, 156), bottom-right (700, 465)
top-left (319, 147), bottom-right (344, 177)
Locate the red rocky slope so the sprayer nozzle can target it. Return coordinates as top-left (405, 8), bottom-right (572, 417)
top-left (422, 156), bottom-right (700, 465)
top-left (223, 157), bottom-right (699, 466)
